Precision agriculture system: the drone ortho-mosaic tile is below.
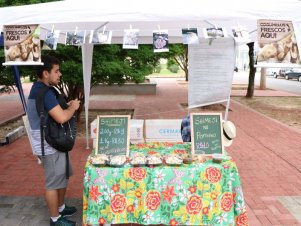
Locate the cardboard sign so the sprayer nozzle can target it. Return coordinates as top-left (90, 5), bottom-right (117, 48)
top-left (3, 24), bottom-right (41, 65)
top-left (96, 115), bottom-right (130, 157)
top-left (191, 113), bottom-right (223, 155)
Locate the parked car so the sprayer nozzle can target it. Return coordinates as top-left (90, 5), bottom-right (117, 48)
top-left (284, 69), bottom-right (301, 81)
top-left (270, 68), bottom-right (291, 78)
top-left (266, 68), bottom-right (280, 77)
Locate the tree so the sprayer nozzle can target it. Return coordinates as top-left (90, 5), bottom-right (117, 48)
top-left (0, 0), bottom-right (59, 7)
top-left (91, 44), bottom-right (160, 86)
top-left (246, 42), bottom-right (257, 98)
top-left (162, 44), bottom-right (189, 81)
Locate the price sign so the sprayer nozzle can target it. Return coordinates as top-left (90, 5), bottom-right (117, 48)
top-left (96, 115), bottom-right (130, 157)
top-left (191, 113), bottom-right (224, 155)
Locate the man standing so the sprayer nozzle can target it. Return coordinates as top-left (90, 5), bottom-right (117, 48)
top-left (27, 55), bottom-right (80, 226)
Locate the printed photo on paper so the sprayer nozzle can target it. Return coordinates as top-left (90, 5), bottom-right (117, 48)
top-left (66, 31), bottom-right (86, 45)
top-left (257, 19), bottom-right (300, 65)
top-left (89, 30), bottom-right (112, 44)
top-left (203, 27), bottom-right (228, 39)
top-left (42, 30), bottom-right (60, 50)
top-left (231, 25), bottom-right (251, 43)
top-left (153, 30), bottom-right (169, 53)
top-left (123, 29), bottom-right (139, 49)
top-left (4, 24), bottom-right (41, 64)
top-left (182, 28), bottom-right (199, 44)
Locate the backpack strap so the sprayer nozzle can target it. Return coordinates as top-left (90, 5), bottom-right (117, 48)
top-left (36, 86), bottom-right (51, 157)
top-left (36, 86), bottom-right (71, 179)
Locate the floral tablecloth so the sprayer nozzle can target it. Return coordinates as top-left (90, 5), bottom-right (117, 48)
top-left (83, 142), bottom-right (249, 226)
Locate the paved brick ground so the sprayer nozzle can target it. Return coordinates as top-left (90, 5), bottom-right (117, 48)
top-left (1, 78), bottom-right (301, 225)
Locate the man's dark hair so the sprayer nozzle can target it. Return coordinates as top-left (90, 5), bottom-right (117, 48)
top-left (36, 55), bottom-right (60, 79)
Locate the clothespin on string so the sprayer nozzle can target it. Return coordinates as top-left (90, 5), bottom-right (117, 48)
top-left (208, 24), bottom-right (218, 46)
top-left (51, 25), bottom-right (55, 34)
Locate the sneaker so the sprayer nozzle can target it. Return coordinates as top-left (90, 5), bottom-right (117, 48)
top-left (59, 205), bottom-right (77, 217)
top-left (50, 216), bottom-right (76, 226)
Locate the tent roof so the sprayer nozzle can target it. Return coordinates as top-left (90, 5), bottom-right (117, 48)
top-left (1, 0), bottom-right (301, 43)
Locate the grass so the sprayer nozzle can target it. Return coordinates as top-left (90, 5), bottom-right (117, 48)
top-left (150, 63), bottom-right (185, 77)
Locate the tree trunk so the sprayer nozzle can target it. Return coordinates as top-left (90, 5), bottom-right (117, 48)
top-left (184, 46), bottom-right (189, 81)
top-left (246, 42), bottom-right (257, 98)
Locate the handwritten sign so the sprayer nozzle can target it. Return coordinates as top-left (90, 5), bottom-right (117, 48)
top-left (96, 115), bottom-right (130, 157)
top-left (191, 113), bottom-right (224, 155)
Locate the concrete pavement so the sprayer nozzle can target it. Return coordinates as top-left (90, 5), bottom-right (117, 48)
top-left (1, 77), bottom-right (301, 225)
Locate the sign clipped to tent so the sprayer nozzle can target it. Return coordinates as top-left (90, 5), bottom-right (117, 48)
top-left (153, 30), bottom-right (169, 52)
top-left (190, 113), bottom-right (224, 155)
top-left (96, 115), bottom-right (130, 157)
top-left (182, 28), bottom-right (199, 45)
top-left (231, 25), bottom-right (251, 44)
top-left (3, 25), bottom-right (41, 66)
top-left (66, 30), bottom-right (86, 45)
top-left (257, 19), bottom-right (300, 66)
top-left (42, 30), bottom-right (60, 50)
top-left (89, 30), bottom-right (112, 44)
top-left (123, 29), bottom-right (139, 49)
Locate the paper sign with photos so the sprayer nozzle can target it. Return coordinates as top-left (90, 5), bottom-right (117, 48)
top-left (43, 30), bottom-right (60, 50)
top-left (257, 19), bottom-right (300, 65)
top-left (123, 29), bottom-right (139, 49)
top-left (4, 24), bottom-right (41, 65)
top-left (153, 30), bottom-right (169, 53)
top-left (203, 27), bottom-right (228, 39)
top-left (90, 30), bottom-right (112, 44)
top-left (231, 25), bottom-right (251, 43)
top-left (65, 31), bottom-right (86, 46)
top-left (182, 28), bottom-right (199, 44)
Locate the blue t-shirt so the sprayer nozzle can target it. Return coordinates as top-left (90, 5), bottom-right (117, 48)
top-left (181, 114), bottom-right (191, 142)
top-left (27, 81), bottom-right (59, 155)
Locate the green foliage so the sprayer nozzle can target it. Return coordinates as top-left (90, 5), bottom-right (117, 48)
top-left (167, 59), bottom-right (177, 68)
top-left (92, 44), bottom-right (160, 85)
top-left (160, 44), bottom-right (189, 80)
top-left (0, 65), bottom-right (15, 93)
top-left (0, 0), bottom-right (60, 7)
top-left (167, 59), bottom-right (179, 73)
top-left (153, 64), bottom-right (162, 73)
top-left (168, 64), bottom-right (179, 73)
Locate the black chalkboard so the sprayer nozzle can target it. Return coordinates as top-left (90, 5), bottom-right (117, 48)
top-left (96, 115), bottom-right (130, 156)
top-left (190, 113), bottom-right (224, 155)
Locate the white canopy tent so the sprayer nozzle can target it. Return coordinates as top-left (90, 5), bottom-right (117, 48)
top-left (1, 0), bottom-right (301, 43)
top-left (1, 0), bottom-right (301, 148)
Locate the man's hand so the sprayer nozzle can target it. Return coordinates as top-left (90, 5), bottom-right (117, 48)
top-left (68, 99), bottom-right (80, 111)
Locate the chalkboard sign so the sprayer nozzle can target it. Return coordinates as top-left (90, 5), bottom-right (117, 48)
top-left (190, 113), bottom-right (224, 155)
top-left (95, 115), bottom-right (130, 157)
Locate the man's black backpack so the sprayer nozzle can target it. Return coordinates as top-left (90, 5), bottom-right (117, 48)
top-left (36, 86), bottom-right (77, 178)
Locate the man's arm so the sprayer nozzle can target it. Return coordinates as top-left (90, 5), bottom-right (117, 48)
top-left (48, 99), bottom-right (80, 124)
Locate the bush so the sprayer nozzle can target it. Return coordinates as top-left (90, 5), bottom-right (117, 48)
top-left (153, 64), bottom-right (162, 73)
top-left (168, 64), bottom-right (179, 73)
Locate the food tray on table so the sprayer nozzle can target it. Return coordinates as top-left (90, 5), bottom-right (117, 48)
top-left (108, 155), bottom-right (127, 167)
top-left (164, 154), bottom-right (183, 166)
top-left (147, 155), bottom-right (163, 166)
top-left (90, 154), bottom-right (110, 166)
top-left (130, 155), bottom-right (147, 167)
